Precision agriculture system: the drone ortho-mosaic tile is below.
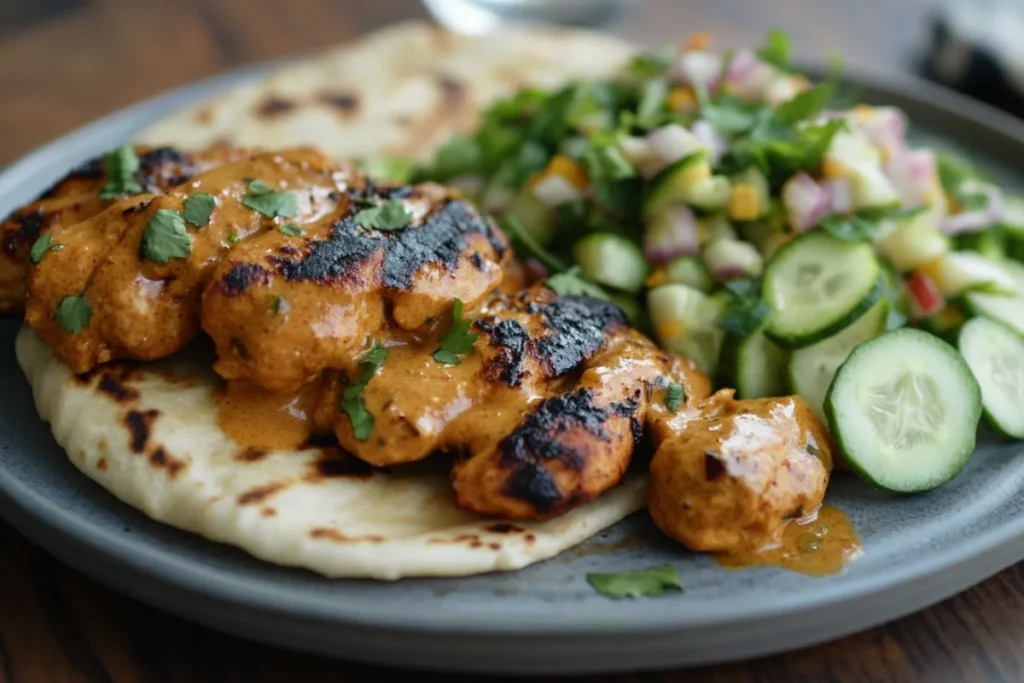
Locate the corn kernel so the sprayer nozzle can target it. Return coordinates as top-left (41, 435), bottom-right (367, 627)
top-left (683, 32), bottom-right (712, 52)
top-left (547, 154), bottom-right (589, 189)
top-left (656, 321), bottom-right (684, 341)
top-left (821, 159), bottom-right (846, 179)
top-left (915, 257), bottom-right (944, 283)
top-left (667, 87), bottom-right (698, 113)
top-left (646, 268), bottom-right (669, 288)
top-left (729, 185), bottom-right (760, 221)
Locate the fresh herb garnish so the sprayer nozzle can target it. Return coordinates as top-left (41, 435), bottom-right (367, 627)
top-left (227, 232), bottom-right (240, 245)
top-left (242, 180), bottom-right (299, 218)
top-left (29, 234), bottom-right (62, 264)
top-left (433, 299), bottom-right (479, 365)
top-left (664, 382), bottom-right (684, 412)
top-left (587, 565), bottom-right (683, 600)
top-left (182, 193), bottom-right (216, 228)
top-left (428, 137), bottom-right (482, 181)
top-left (353, 199), bottom-right (413, 231)
top-left (140, 209), bottom-right (191, 264)
top-left (340, 343), bottom-right (389, 441)
top-left (99, 144), bottom-right (143, 199)
top-left (757, 29), bottom-right (792, 71)
top-left (500, 216), bottom-right (569, 273)
top-left (56, 294), bottom-right (92, 335)
top-left (581, 132), bottom-right (635, 184)
top-left (279, 223), bottom-right (304, 236)
top-left (819, 205), bottom-right (925, 242)
top-left (773, 81), bottom-right (836, 124)
top-left (719, 278), bottom-right (772, 338)
top-left (357, 156), bottom-right (415, 183)
top-left (544, 266), bottom-right (610, 301)
top-left (694, 83), bottom-right (763, 136)
top-left (634, 78), bottom-right (669, 130)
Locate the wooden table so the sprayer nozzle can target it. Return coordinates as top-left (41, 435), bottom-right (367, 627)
top-left (3, 1), bottom-right (1024, 681)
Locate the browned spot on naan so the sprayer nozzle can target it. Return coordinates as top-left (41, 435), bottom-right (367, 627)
top-left (125, 409), bottom-right (160, 453)
top-left (149, 447), bottom-right (186, 478)
top-left (97, 458), bottom-right (107, 471)
top-left (97, 371), bottom-right (139, 403)
top-left (486, 523), bottom-right (525, 534)
top-left (309, 528), bottom-right (383, 543)
top-left (237, 482), bottom-right (287, 505)
top-left (383, 70), bottom-right (473, 158)
top-left (318, 91), bottom-right (359, 116)
top-left (487, 542), bottom-right (501, 551)
top-left (261, 508), bottom-right (277, 518)
top-left (307, 447), bottom-right (374, 480)
top-left (524, 534), bottom-right (536, 543)
top-left (429, 533), bottom-right (479, 545)
top-left (194, 106), bottom-right (215, 124)
top-left (235, 446), bottom-right (267, 462)
top-left (257, 95), bottom-right (297, 118)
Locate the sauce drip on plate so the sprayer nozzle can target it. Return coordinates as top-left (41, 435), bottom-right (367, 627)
top-left (713, 504), bottom-right (861, 576)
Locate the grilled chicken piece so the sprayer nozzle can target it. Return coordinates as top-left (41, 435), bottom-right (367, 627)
top-left (203, 182), bottom-right (510, 392)
top-left (0, 145), bottom-right (250, 315)
top-left (24, 148), bottom-right (359, 374)
top-left (647, 390), bottom-right (833, 553)
top-left (304, 285), bottom-right (710, 520)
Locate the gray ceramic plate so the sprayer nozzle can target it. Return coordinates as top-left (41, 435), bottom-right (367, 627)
top-left (2, 61), bottom-right (1024, 677)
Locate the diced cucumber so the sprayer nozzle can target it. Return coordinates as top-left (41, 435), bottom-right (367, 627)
top-left (648, 283), bottom-right (726, 374)
top-left (504, 190), bottom-right (556, 245)
top-left (736, 215), bottom-right (784, 255)
top-left (825, 328), bottom-right (982, 493)
top-left (875, 213), bottom-right (950, 272)
top-left (664, 256), bottom-right (715, 292)
top-left (703, 238), bottom-right (764, 280)
top-left (965, 290), bottom-right (1024, 337)
top-left (644, 152), bottom-right (709, 218)
top-left (825, 130), bottom-right (900, 210)
top-left (788, 297), bottom-right (888, 421)
top-left (573, 234), bottom-right (650, 294)
top-left (958, 316), bottom-right (1024, 438)
top-left (924, 251), bottom-right (1016, 296)
top-left (763, 230), bottom-right (882, 348)
top-left (687, 176), bottom-right (732, 212)
top-left (733, 329), bottom-right (789, 399)
top-left (700, 214), bottom-right (738, 245)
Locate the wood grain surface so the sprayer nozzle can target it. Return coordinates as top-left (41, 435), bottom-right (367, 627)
top-left (3, 1), bottom-right (1024, 682)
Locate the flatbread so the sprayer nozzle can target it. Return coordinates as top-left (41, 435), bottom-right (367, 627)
top-left (135, 20), bottom-right (636, 161)
top-left (17, 327), bottom-right (646, 579)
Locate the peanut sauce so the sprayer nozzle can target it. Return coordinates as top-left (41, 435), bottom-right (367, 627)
top-left (713, 504), bottom-right (861, 576)
top-left (214, 381), bottom-right (318, 451)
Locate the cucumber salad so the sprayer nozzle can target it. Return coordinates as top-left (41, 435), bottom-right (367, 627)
top-left (407, 31), bottom-right (1024, 494)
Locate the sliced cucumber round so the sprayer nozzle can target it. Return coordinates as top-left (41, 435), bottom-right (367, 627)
top-left (573, 234), bottom-right (650, 293)
top-left (733, 329), bottom-right (788, 399)
top-left (763, 230), bottom-right (882, 348)
top-left (825, 328), bottom-right (982, 493)
top-left (965, 290), bottom-right (1024, 337)
top-left (788, 297), bottom-right (888, 422)
top-left (957, 316), bottom-right (1024, 438)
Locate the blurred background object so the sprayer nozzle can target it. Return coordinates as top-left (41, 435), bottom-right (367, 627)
top-left (422, 0), bottom-right (635, 34)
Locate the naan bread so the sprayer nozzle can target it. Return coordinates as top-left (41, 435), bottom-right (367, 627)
top-left (135, 20), bottom-right (636, 161)
top-left (17, 327), bottom-right (645, 579)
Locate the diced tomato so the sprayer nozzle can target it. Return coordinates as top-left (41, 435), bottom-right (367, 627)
top-left (682, 32), bottom-right (712, 52)
top-left (907, 271), bottom-right (944, 318)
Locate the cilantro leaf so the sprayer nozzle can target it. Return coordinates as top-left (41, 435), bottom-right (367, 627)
top-left (635, 78), bottom-right (669, 130)
top-left (586, 565), bottom-right (683, 600)
top-left (340, 343), bottom-right (389, 441)
top-left (56, 294), bottom-right (92, 335)
top-left (725, 117), bottom-right (845, 184)
top-left (427, 137), bottom-right (482, 181)
top-left (140, 209), bottom-right (191, 264)
top-left (820, 205), bottom-right (925, 242)
top-left (719, 278), bottom-right (772, 338)
top-left (545, 267), bottom-right (610, 300)
top-left (665, 382), bottom-right (684, 412)
top-left (581, 136), bottom-right (635, 184)
top-left (29, 234), bottom-right (62, 264)
top-left (279, 223), bottom-right (304, 236)
top-left (353, 199), bottom-right (413, 231)
top-left (511, 140), bottom-right (550, 186)
top-left (433, 299), bottom-right (479, 365)
top-left (182, 193), bottom-right (216, 228)
top-left (500, 216), bottom-right (569, 273)
top-left (99, 144), bottom-right (143, 199)
top-left (773, 81), bottom-right (836, 124)
top-left (757, 29), bottom-right (792, 71)
top-left (695, 84), bottom-right (763, 135)
top-left (242, 180), bottom-right (299, 218)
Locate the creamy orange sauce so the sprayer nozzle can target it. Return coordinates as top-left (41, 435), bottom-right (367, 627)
top-left (713, 504), bottom-right (861, 576)
top-left (215, 381), bottom-right (318, 451)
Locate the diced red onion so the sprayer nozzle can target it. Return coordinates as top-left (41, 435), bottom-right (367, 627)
top-left (859, 107), bottom-right (907, 158)
top-left (727, 48), bottom-right (759, 81)
top-left (885, 149), bottom-right (935, 208)
top-left (824, 177), bottom-right (854, 214)
top-left (670, 51), bottom-right (722, 91)
top-left (783, 172), bottom-right (831, 232)
top-left (643, 205), bottom-right (700, 265)
top-left (724, 48), bottom-right (775, 100)
top-left (691, 120), bottom-right (726, 165)
top-left (523, 258), bottom-right (548, 282)
top-left (532, 174), bottom-right (582, 208)
top-left (645, 124), bottom-right (701, 168)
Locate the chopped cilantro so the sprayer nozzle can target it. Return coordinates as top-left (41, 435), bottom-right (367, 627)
top-left (757, 29), bottom-right (792, 71)
top-left (353, 199), bottom-right (412, 231)
top-left (279, 223), bottom-right (304, 236)
top-left (581, 133), bottom-right (635, 184)
top-left (544, 266), bottom-right (610, 301)
top-left (772, 81), bottom-right (836, 124)
top-left (227, 232), bottom-right (240, 245)
top-left (432, 299), bottom-right (479, 365)
top-left (820, 205), bottom-right (925, 242)
top-left (719, 278), bottom-right (772, 338)
top-left (665, 382), bottom-right (684, 412)
top-left (182, 193), bottom-right (216, 228)
top-left (242, 180), bottom-right (299, 218)
top-left (55, 295), bottom-right (92, 335)
top-left (499, 216), bottom-right (569, 274)
top-left (99, 144), bottom-right (143, 199)
top-left (426, 137), bottom-right (481, 181)
top-left (140, 209), bottom-right (191, 264)
top-left (29, 234), bottom-right (62, 264)
top-left (340, 343), bottom-right (389, 441)
top-left (587, 565), bottom-right (683, 600)
top-left (635, 78), bottom-right (669, 130)
top-left (694, 83), bottom-right (763, 135)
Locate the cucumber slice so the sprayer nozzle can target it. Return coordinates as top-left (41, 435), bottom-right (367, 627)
top-left (573, 234), bottom-right (650, 293)
top-left (926, 251), bottom-right (1016, 296)
top-left (964, 290), bottom-right (1024, 337)
top-left (825, 329), bottom-right (982, 493)
top-left (734, 329), bottom-right (788, 399)
top-left (686, 176), bottom-right (731, 212)
top-left (700, 214), bottom-right (738, 245)
top-left (763, 231), bottom-right (882, 348)
top-left (648, 283), bottom-right (725, 374)
top-left (703, 238), bottom-right (764, 280)
top-left (644, 152), bottom-right (709, 218)
top-left (788, 297), bottom-right (888, 421)
top-left (664, 256), bottom-right (715, 292)
top-left (875, 214), bottom-right (950, 272)
top-left (957, 316), bottom-right (1024, 438)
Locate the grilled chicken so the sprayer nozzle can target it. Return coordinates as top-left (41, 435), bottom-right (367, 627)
top-left (647, 391), bottom-right (833, 553)
top-left (1, 145), bottom-right (250, 315)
